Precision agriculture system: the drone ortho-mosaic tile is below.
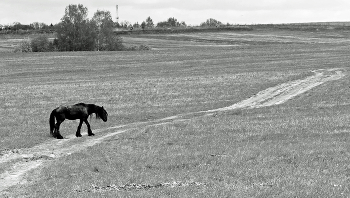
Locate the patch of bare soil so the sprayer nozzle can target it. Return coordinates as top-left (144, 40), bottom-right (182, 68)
top-left (211, 68), bottom-right (345, 111)
top-left (0, 68), bottom-right (345, 194)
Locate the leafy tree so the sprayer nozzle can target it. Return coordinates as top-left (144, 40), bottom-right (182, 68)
top-left (11, 22), bottom-right (33, 31)
top-left (92, 10), bottom-right (112, 50)
top-left (114, 22), bottom-right (121, 28)
top-left (145, 16), bottom-right (154, 28)
top-left (141, 21), bottom-right (146, 30)
top-left (200, 18), bottom-right (222, 27)
top-left (167, 17), bottom-right (179, 27)
top-left (156, 21), bottom-right (168, 28)
top-left (133, 22), bottom-right (140, 28)
top-left (30, 22), bottom-right (40, 30)
top-left (156, 17), bottom-right (181, 27)
top-left (119, 21), bottom-right (131, 28)
top-left (92, 10), bottom-right (124, 51)
top-left (55, 4), bottom-right (97, 51)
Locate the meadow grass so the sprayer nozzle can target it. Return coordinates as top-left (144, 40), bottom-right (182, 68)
top-left (2, 29), bottom-right (350, 197)
top-left (11, 75), bottom-right (350, 197)
top-left (0, 39), bottom-right (317, 150)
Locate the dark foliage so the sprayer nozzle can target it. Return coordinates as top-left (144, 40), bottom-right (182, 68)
top-left (157, 17), bottom-right (185, 28)
top-left (92, 10), bottom-right (124, 51)
top-left (55, 4), bottom-right (97, 51)
top-left (200, 18), bottom-right (222, 27)
top-left (31, 35), bottom-right (50, 52)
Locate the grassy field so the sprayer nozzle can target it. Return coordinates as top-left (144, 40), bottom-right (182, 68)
top-left (1, 29), bottom-right (350, 197)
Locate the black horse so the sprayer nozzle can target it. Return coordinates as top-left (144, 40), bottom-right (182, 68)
top-left (49, 103), bottom-right (108, 139)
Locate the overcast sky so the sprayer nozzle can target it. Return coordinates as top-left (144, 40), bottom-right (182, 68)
top-left (1, 0), bottom-right (350, 26)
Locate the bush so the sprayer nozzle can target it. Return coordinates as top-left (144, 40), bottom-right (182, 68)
top-left (31, 35), bottom-right (50, 52)
top-left (124, 44), bottom-right (151, 51)
top-left (138, 44), bottom-right (151, 51)
top-left (106, 35), bottom-right (125, 51)
top-left (14, 38), bottom-right (32, 52)
top-left (97, 35), bottom-right (126, 51)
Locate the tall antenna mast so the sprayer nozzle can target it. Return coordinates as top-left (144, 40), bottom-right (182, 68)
top-left (116, 5), bottom-right (119, 23)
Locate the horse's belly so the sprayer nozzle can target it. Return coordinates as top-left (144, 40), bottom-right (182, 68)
top-left (65, 113), bottom-right (83, 120)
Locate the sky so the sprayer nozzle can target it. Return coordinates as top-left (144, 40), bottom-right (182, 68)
top-left (1, 0), bottom-right (350, 26)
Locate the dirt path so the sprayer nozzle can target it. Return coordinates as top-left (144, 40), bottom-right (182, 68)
top-left (0, 68), bottom-right (345, 193)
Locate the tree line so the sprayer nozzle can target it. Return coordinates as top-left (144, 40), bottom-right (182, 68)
top-left (1, 17), bottom-right (225, 33)
top-left (1, 4), bottom-right (226, 33)
top-left (5, 4), bottom-right (228, 52)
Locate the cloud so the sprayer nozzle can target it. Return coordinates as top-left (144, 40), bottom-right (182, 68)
top-left (108, 0), bottom-right (350, 11)
top-left (1, 0), bottom-right (350, 25)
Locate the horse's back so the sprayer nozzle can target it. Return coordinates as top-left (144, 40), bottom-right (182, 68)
top-left (55, 105), bottom-right (68, 112)
top-left (53, 103), bottom-right (96, 121)
top-left (66, 104), bottom-right (89, 120)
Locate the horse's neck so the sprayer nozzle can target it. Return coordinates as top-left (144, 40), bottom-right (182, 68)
top-left (88, 104), bottom-right (99, 115)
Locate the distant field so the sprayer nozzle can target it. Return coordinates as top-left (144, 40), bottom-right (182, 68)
top-left (1, 29), bottom-right (350, 197)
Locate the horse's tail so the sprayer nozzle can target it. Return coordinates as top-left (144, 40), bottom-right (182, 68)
top-left (49, 109), bottom-right (56, 137)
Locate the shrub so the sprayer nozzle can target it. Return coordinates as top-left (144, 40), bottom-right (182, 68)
top-left (98, 35), bottom-right (125, 51)
top-left (107, 35), bottom-right (125, 51)
top-left (138, 44), bottom-right (151, 51)
top-left (124, 44), bottom-right (151, 51)
top-left (31, 35), bottom-right (50, 52)
top-left (14, 38), bottom-right (32, 52)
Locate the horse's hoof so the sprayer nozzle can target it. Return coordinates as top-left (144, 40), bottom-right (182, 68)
top-left (57, 136), bottom-right (64, 139)
top-left (76, 134), bottom-right (82, 137)
top-left (88, 133), bottom-right (95, 136)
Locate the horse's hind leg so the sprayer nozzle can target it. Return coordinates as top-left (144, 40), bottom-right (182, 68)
top-left (84, 119), bottom-right (94, 136)
top-left (76, 119), bottom-right (83, 137)
top-left (55, 120), bottom-right (64, 139)
top-left (50, 126), bottom-right (55, 137)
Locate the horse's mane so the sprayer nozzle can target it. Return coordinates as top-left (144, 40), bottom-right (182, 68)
top-left (95, 109), bottom-right (101, 119)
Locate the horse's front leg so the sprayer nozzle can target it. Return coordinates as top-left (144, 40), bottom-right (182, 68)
top-left (84, 119), bottom-right (94, 136)
top-left (76, 119), bottom-right (83, 137)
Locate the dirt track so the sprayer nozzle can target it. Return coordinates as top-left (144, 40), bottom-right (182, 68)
top-left (0, 68), bottom-right (345, 193)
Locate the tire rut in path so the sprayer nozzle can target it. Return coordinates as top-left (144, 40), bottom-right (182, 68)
top-left (0, 68), bottom-right (345, 193)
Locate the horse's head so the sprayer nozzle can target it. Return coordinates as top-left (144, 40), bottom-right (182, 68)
top-left (98, 106), bottom-right (108, 122)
